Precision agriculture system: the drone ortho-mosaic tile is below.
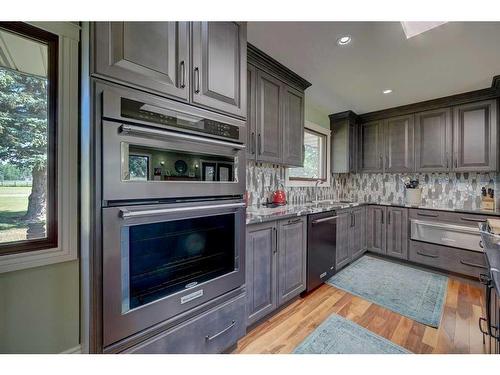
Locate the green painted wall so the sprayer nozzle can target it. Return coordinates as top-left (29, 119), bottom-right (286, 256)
top-left (0, 260), bottom-right (80, 353)
top-left (305, 97), bottom-right (330, 129)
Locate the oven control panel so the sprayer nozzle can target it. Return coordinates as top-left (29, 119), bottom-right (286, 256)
top-left (120, 98), bottom-right (240, 140)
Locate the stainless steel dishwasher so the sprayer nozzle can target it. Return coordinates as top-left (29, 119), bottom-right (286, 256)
top-left (305, 210), bottom-right (338, 293)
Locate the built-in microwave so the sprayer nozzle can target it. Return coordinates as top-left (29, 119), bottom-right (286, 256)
top-left (101, 87), bottom-right (246, 202)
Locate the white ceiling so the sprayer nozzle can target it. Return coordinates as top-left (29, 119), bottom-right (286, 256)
top-left (247, 22), bottom-right (500, 115)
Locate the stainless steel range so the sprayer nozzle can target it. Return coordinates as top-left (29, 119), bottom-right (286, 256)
top-left (99, 85), bottom-right (246, 347)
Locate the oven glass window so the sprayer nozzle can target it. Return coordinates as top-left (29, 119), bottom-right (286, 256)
top-left (123, 144), bottom-right (236, 183)
top-left (124, 213), bottom-right (236, 310)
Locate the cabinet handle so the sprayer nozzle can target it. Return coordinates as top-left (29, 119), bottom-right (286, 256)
top-left (205, 320), bottom-right (236, 341)
top-left (460, 216), bottom-right (486, 223)
top-left (417, 212), bottom-right (439, 218)
top-left (416, 250), bottom-right (439, 258)
top-left (459, 260), bottom-right (487, 269)
top-left (258, 133), bottom-right (262, 155)
top-left (388, 211), bottom-right (391, 225)
top-left (273, 227), bottom-right (278, 254)
top-left (288, 218), bottom-right (302, 225)
top-left (194, 67), bottom-right (200, 94)
top-left (479, 240), bottom-right (484, 249)
top-left (381, 211), bottom-right (384, 224)
top-left (251, 132), bottom-right (255, 155)
top-left (454, 158), bottom-right (458, 169)
top-left (180, 61), bottom-right (186, 88)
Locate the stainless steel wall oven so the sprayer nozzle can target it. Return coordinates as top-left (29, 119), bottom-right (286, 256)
top-left (99, 85), bottom-right (247, 346)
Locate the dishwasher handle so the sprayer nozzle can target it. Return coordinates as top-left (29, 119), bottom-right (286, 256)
top-left (311, 215), bottom-right (338, 225)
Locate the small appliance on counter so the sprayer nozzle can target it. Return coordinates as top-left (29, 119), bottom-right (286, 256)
top-left (403, 178), bottom-right (421, 206)
top-left (265, 183), bottom-right (287, 208)
top-left (481, 186), bottom-right (495, 211)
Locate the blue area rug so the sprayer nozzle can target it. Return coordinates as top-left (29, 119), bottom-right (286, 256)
top-left (326, 255), bottom-right (447, 327)
top-left (294, 314), bottom-right (410, 354)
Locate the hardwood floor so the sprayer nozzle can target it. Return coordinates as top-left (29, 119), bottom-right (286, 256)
top-left (235, 277), bottom-right (488, 354)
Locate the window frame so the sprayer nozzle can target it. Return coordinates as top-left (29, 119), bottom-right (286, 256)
top-left (0, 22), bottom-right (59, 256)
top-left (0, 22), bottom-right (79, 273)
top-left (286, 121), bottom-right (331, 187)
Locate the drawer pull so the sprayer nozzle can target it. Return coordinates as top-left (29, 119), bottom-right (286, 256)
top-left (417, 212), bottom-right (439, 217)
top-left (460, 217), bottom-right (486, 223)
top-left (205, 320), bottom-right (236, 342)
top-left (288, 218), bottom-right (302, 225)
top-left (416, 250), bottom-right (439, 258)
top-left (479, 240), bottom-right (484, 249)
top-left (441, 237), bottom-right (456, 243)
top-left (459, 260), bottom-right (487, 269)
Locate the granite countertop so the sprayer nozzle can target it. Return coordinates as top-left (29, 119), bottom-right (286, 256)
top-left (246, 200), bottom-right (500, 225)
top-left (479, 223), bottom-right (500, 295)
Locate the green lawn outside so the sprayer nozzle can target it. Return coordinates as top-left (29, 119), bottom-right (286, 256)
top-left (0, 186), bottom-right (31, 243)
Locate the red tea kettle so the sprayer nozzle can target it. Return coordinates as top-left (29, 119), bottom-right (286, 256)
top-left (271, 183), bottom-right (287, 206)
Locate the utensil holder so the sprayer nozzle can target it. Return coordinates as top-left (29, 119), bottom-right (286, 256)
top-left (406, 188), bottom-right (422, 206)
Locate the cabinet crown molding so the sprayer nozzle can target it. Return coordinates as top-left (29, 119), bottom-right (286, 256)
top-left (247, 43), bottom-right (311, 91)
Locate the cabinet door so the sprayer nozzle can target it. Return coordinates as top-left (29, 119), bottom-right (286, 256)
top-left (94, 22), bottom-right (189, 100)
top-left (385, 115), bottom-right (414, 173)
top-left (386, 207), bottom-right (408, 259)
top-left (336, 210), bottom-right (351, 269)
top-left (246, 64), bottom-right (257, 160)
top-left (256, 70), bottom-right (283, 163)
top-left (453, 100), bottom-right (497, 172)
top-left (350, 207), bottom-right (366, 260)
top-left (277, 217), bottom-right (307, 306)
top-left (282, 85), bottom-right (305, 167)
top-left (246, 222), bottom-right (277, 326)
top-left (348, 122), bottom-right (357, 172)
top-left (359, 120), bottom-right (384, 172)
top-left (192, 22), bottom-right (246, 118)
top-left (415, 108), bottom-right (452, 172)
top-left (366, 206), bottom-right (386, 254)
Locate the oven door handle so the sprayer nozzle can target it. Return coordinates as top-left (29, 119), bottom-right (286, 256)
top-left (120, 124), bottom-right (246, 150)
top-left (119, 202), bottom-right (246, 219)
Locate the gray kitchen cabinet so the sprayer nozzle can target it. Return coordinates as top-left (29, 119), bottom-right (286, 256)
top-left (359, 120), bottom-right (384, 172)
top-left (350, 207), bottom-right (367, 260)
top-left (282, 85), bottom-right (305, 166)
top-left (93, 22), bottom-right (190, 100)
top-left (191, 22), bottom-right (247, 118)
top-left (330, 111), bottom-right (358, 173)
top-left (336, 210), bottom-right (351, 269)
top-left (256, 69), bottom-right (283, 163)
top-left (246, 64), bottom-right (257, 159)
top-left (414, 108), bottom-right (452, 172)
top-left (277, 217), bottom-right (307, 306)
top-left (385, 207), bottom-right (408, 259)
top-left (246, 222), bottom-right (277, 326)
top-left (384, 115), bottom-right (414, 173)
top-left (453, 99), bottom-right (497, 172)
top-left (366, 205), bottom-right (386, 254)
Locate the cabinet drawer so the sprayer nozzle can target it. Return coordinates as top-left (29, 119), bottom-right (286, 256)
top-left (409, 208), bottom-right (490, 226)
top-left (409, 241), bottom-right (487, 278)
top-left (125, 293), bottom-right (246, 353)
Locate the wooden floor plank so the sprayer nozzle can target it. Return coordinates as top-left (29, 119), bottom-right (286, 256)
top-left (236, 275), bottom-right (486, 354)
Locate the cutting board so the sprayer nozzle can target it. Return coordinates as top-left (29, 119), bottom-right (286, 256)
top-left (488, 218), bottom-right (500, 235)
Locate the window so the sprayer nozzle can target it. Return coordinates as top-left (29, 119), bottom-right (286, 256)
top-left (287, 121), bottom-right (331, 186)
top-left (0, 22), bottom-right (58, 255)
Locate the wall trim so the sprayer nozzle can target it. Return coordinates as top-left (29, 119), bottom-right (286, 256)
top-left (60, 345), bottom-right (82, 354)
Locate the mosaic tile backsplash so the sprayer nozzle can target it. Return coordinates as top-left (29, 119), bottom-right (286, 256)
top-left (246, 161), bottom-right (499, 210)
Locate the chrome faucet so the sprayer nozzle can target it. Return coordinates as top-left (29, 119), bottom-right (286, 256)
top-left (315, 179), bottom-right (322, 202)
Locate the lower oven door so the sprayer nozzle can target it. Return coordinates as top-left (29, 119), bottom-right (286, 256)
top-left (102, 199), bottom-right (246, 346)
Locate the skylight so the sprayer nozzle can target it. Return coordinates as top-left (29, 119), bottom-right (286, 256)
top-left (400, 21), bottom-right (447, 39)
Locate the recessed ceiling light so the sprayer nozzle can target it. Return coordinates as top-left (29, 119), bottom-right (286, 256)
top-left (382, 89), bottom-right (393, 94)
top-left (336, 36), bottom-right (351, 46)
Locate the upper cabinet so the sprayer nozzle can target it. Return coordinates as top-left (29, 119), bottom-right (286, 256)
top-left (330, 111), bottom-right (357, 173)
top-left (94, 22), bottom-right (190, 101)
top-left (93, 22), bottom-right (247, 120)
top-left (191, 22), bottom-right (246, 118)
top-left (384, 115), bottom-right (414, 173)
top-left (453, 100), bottom-right (497, 172)
top-left (247, 44), bottom-right (311, 166)
top-left (358, 120), bottom-right (384, 173)
top-left (415, 108), bottom-right (452, 172)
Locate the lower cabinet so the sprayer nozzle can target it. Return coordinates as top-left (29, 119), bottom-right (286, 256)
top-left (246, 217), bottom-right (307, 326)
top-left (336, 207), bottom-right (367, 270)
top-left (366, 205), bottom-right (408, 260)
